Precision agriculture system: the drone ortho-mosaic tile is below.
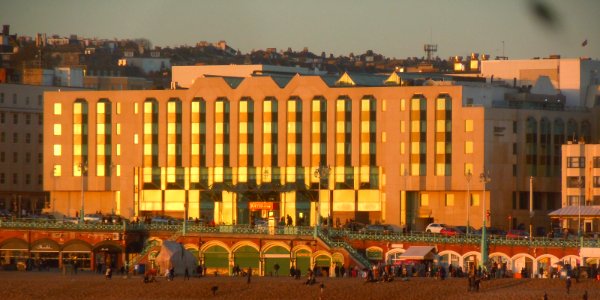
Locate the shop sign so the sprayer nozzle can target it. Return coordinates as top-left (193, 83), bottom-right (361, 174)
top-left (249, 202), bottom-right (278, 210)
top-left (366, 249), bottom-right (383, 260)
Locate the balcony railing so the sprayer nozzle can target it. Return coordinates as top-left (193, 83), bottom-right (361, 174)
top-left (1, 219), bottom-right (598, 249)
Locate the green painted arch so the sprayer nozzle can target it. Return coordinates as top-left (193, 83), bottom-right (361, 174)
top-left (203, 245), bottom-right (229, 269)
top-left (314, 254), bottom-right (332, 267)
top-left (264, 245), bottom-right (289, 255)
top-left (233, 245), bottom-right (259, 269)
top-left (264, 245), bottom-right (291, 277)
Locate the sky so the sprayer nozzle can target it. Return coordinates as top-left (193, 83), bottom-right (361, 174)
top-left (1, 0), bottom-right (599, 60)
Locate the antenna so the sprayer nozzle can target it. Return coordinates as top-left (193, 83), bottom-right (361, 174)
top-left (424, 44), bottom-right (437, 62)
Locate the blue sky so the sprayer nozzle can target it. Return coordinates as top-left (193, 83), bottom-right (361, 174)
top-left (1, 0), bottom-right (598, 59)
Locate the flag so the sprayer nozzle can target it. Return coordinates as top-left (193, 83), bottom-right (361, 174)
top-left (582, 39), bottom-right (588, 47)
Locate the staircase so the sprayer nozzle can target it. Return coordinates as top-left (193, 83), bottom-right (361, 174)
top-left (316, 229), bottom-right (370, 268)
top-left (126, 239), bottom-right (160, 271)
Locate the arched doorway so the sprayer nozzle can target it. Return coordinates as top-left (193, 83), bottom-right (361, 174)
top-left (488, 253), bottom-right (510, 278)
top-left (263, 245), bottom-right (290, 276)
top-left (511, 254), bottom-right (534, 278)
top-left (93, 242), bottom-right (123, 273)
top-left (294, 248), bottom-right (311, 276)
top-left (313, 252), bottom-right (332, 277)
top-left (30, 239), bottom-right (60, 269)
top-left (202, 244), bottom-right (230, 276)
top-left (62, 240), bottom-right (92, 270)
top-left (439, 251), bottom-right (460, 275)
top-left (386, 248), bottom-right (406, 266)
top-left (233, 245), bottom-right (259, 275)
top-left (0, 238), bottom-right (29, 270)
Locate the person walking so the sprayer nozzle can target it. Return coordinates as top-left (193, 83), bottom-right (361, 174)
top-left (566, 276), bottom-right (572, 294)
top-left (184, 267), bottom-right (190, 280)
top-left (247, 267), bottom-right (252, 284)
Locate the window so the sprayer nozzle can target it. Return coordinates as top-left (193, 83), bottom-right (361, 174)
top-left (38, 134), bottom-right (42, 144)
top-left (465, 120), bottom-right (474, 132)
top-left (25, 153), bottom-right (31, 163)
top-left (25, 174), bottom-right (30, 185)
top-left (13, 113), bottom-right (18, 124)
top-left (53, 144), bottom-right (62, 156)
top-left (0, 92), bottom-right (3, 103)
top-left (54, 124), bottom-right (62, 136)
top-left (13, 152), bottom-right (17, 163)
top-left (0, 132), bottom-right (4, 142)
top-left (445, 194), bottom-right (455, 206)
top-left (594, 176), bottom-right (600, 188)
top-left (420, 194), bottom-right (429, 206)
top-left (567, 176), bottom-right (584, 188)
top-left (25, 133), bottom-right (30, 144)
top-left (0, 173), bottom-right (3, 184)
top-left (38, 114), bottom-right (43, 125)
top-left (25, 114), bottom-right (31, 124)
top-left (53, 103), bottom-right (62, 115)
top-left (0, 152), bottom-right (4, 162)
top-left (38, 95), bottom-right (42, 106)
top-left (12, 133), bottom-right (17, 143)
top-left (0, 112), bottom-right (4, 123)
top-left (38, 153), bottom-right (42, 163)
top-left (567, 157), bottom-right (585, 168)
top-left (594, 157), bottom-right (600, 168)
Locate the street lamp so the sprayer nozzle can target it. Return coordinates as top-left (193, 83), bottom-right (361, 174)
top-left (479, 171), bottom-right (491, 267)
top-left (465, 170), bottom-right (472, 236)
top-left (314, 166), bottom-right (331, 238)
top-left (529, 176), bottom-right (534, 239)
top-left (78, 161), bottom-right (87, 223)
top-left (577, 176), bottom-right (584, 239)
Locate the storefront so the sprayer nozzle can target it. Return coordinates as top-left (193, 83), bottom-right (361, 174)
top-left (93, 243), bottom-right (123, 271)
top-left (0, 238), bottom-right (29, 270)
top-left (61, 241), bottom-right (92, 270)
top-left (30, 239), bottom-right (60, 269)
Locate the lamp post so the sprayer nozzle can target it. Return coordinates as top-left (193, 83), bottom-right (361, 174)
top-left (479, 171), bottom-right (491, 267)
top-left (78, 161), bottom-right (88, 224)
top-left (529, 176), bottom-right (534, 239)
top-left (577, 176), bottom-right (584, 239)
top-left (314, 166), bottom-right (330, 238)
top-left (465, 170), bottom-right (472, 236)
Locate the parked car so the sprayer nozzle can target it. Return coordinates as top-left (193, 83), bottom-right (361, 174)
top-left (455, 226), bottom-right (476, 235)
top-left (83, 213), bottom-right (103, 223)
top-left (506, 229), bottom-right (529, 239)
top-left (425, 223), bottom-right (447, 234)
top-left (360, 224), bottom-right (392, 234)
top-left (342, 221), bottom-right (365, 232)
top-left (150, 215), bottom-right (180, 224)
top-left (440, 226), bottom-right (463, 237)
top-left (474, 227), bottom-right (506, 237)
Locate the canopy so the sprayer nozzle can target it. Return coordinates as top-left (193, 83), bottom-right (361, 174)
top-left (154, 241), bottom-right (198, 275)
top-left (399, 246), bottom-right (437, 260)
top-left (549, 206), bottom-right (600, 217)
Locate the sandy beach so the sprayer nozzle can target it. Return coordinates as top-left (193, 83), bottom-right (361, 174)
top-left (0, 271), bottom-right (597, 300)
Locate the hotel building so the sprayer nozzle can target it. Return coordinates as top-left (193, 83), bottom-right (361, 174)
top-left (43, 65), bottom-right (599, 232)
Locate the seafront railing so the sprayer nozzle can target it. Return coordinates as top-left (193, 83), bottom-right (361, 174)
top-left (1, 219), bottom-right (599, 248)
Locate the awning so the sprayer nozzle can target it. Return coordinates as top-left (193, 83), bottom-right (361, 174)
top-left (548, 206), bottom-right (600, 217)
top-left (580, 247), bottom-right (600, 258)
top-left (399, 246), bottom-right (437, 260)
